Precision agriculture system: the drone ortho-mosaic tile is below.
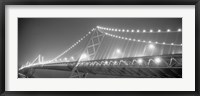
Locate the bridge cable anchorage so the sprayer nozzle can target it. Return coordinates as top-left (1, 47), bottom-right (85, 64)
top-left (97, 25), bottom-right (182, 33)
top-left (50, 31), bottom-right (92, 63)
top-left (70, 28), bottom-right (105, 78)
top-left (103, 32), bottom-right (182, 47)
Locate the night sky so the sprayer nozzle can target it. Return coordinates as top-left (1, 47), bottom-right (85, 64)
top-left (18, 18), bottom-right (182, 78)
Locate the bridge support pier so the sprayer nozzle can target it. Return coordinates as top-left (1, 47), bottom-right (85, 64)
top-left (70, 68), bottom-right (88, 78)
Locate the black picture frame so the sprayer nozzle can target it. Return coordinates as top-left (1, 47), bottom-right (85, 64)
top-left (0, 0), bottom-right (200, 96)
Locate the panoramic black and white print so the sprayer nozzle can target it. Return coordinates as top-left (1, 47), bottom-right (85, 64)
top-left (18, 18), bottom-right (182, 78)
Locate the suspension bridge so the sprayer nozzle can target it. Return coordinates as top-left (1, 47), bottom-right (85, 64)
top-left (18, 26), bottom-right (182, 78)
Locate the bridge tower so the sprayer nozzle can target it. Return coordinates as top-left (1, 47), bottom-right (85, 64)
top-left (20, 54), bottom-right (44, 78)
top-left (70, 28), bottom-right (105, 78)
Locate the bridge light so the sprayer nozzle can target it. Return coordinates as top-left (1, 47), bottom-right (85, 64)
top-left (118, 29), bottom-right (121, 31)
top-left (137, 30), bottom-right (140, 33)
top-left (171, 43), bottom-right (174, 45)
top-left (178, 28), bottom-right (182, 32)
top-left (162, 42), bottom-right (166, 45)
top-left (122, 29), bottom-right (125, 32)
top-left (143, 40), bottom-right (146, 43)
top-left (116, 49), bottom-right (121, 54)
top-left (71, 56), bottom-right (74, 60)
top-left (80, 53), bottom-right (89, 61)
top-left (137, 58), bottom-right (143, 64)
top-left (127, 30), bottom-right (129, 32)
top-left (148, 41), bottom-right (152, 43)
top-left (148, 44), bottom-right (155, 50)
top-left (157, 29), bottom-right (161, 33)
top-left (115, 29), bottom-right (117, 31)
top-left (131, 30), bottom-right (134, 32)
top-left (143, 30), bottom-right (146, 33)
top-left (105, 61), bottom-right (108, 64)
top-left (167, 29), bottom-right (171, 32)
top-left (150, 29), bottom-right (153, 33)
top-left (154, 57), bottom-right (162, 64)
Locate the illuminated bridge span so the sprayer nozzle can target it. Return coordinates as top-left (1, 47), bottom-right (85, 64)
top-left (19, 26), bottom-right (182, 78)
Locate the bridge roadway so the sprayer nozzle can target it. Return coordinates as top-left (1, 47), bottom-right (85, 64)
top-left (19, 54), bottom-right (182, 78)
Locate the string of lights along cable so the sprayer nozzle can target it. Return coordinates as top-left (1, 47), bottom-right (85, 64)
top-left (102, 32), bottom-right (182, 46)
top-left (97, 26), bottom-right (182, 33)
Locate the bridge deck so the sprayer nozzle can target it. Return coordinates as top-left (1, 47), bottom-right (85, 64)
top-left (19, 54), bottom-right (182, 78)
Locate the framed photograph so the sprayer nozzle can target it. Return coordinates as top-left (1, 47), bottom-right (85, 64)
top-left (1, 0), bottom-right (200, 95)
